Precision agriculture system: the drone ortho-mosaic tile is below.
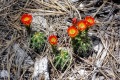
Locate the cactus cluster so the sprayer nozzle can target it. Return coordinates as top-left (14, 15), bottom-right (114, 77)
top-left (21, 13), bottom-right (95, 72)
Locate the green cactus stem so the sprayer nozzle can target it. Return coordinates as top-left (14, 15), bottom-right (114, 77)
top-left (54, 48), bottom-right (70, 72)
top-left (72, 30), bottom-right (92, 58)
top-left (30, 32), bottom-right (46, 53)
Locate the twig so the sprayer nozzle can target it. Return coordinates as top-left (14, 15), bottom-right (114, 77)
top-left (98, 68), bottom-right (109, 80)
top-left (93, 0), bottom-right (108, 17)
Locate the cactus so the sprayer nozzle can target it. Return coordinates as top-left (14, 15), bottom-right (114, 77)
top-left (72, 30), bottom-right (92, 57)
top-left (54, 48), bottom-right (70, 71)
top-left (30, 32), bottom-right (46, 52)
top-left (67, 16), bottom-right (95, 58)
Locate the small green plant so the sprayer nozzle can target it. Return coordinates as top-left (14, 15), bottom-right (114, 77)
top-left (54, 48), bottom-right (70, 71)
top-left (30, 32), bottom-right (46, 52)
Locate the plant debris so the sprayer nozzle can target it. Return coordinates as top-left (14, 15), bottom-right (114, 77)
top-left (0, 0), bottom-right (120, 80)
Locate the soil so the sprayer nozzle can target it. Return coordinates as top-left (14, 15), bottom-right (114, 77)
top-left (0, 0), bottom-right (120, 80)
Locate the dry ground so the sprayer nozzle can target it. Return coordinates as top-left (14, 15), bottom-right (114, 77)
top-left (0, 0), bottom-right (120, 80)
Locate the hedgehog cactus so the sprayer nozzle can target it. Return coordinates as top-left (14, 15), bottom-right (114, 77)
top-left (67, 16), bottom-right (95, 58)
top-left (30, 32), bottom-right (46, 52)
top-left (54, 48), bottom-right (70, 71)
top-left (72, 30), bottom-right (92, 57)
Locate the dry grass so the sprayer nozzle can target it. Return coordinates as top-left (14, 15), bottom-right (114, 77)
top-left (0, 0), bottom-right (120, 80)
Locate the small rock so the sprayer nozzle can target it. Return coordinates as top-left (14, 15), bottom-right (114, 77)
top-left (32, 56), bottom-right (49, 80)
top-left (31, 13), bottom-right (48, 32)
top-left (13, 44), bottom-right (34, 66)
top-left (88, 34), bottom-right (103, 53)
top-left (13, 44), bottom-right (26, 65)
top-left (93, 42), bottom-right (103, 53)
top-left (0, 70), bottom-right (9, 78)
top-left (79, 3), bottom-right (84, 9)
top-left (78, 69), bottom-right (87, 76)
